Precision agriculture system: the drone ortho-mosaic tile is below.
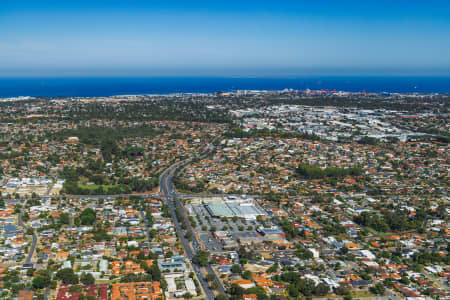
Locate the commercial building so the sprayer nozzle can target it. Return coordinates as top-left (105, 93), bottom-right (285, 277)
top-left (204, 197), bottom-right (266, 220)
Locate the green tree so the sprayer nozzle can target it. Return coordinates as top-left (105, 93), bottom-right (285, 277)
top-left (56, 268), bottom-right (79, 284)
top-left (288, 285), bottom-right (299, 297)
top-left (59, 212), bottom-right (70, 225)
top-left (344, 295), bottom-right (353, 300)
top-left (242, 270), bottom-right (252, 280)
top-left (206, 274), bottom-right (215, 282)
top-left (231, 264), bottom-right (241, 274)
top-left (229, 283), bottom-right (244, 300)
top-left (32, 276), bottom-right (46, 289)
top-left (335, 284), bottom-right (351, 295)
top-left (80, 272), bottom-right (95, 285)
top-left (314, 283), bottom-right (329, 296)
top-left (210, 280), bottom-right (219, 290)
top-left (370, 283), bottom-right (386, 295)
top-left (216, 294), bottom-right (228, 300)
top-left (22, 212), bottom-right (30, 222)
top-left (79, 208), bottom-right (96, 225)
top-left (149, 263), bottom-right (161, 281)
top-left (192, 251), bottom-right (210, 267)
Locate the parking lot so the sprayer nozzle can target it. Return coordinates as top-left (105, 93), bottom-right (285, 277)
top-left (190, 203), bottom-right (273, 253)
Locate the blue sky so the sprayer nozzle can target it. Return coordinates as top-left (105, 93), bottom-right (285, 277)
top-left (1, 0), bottom-right (450, 77)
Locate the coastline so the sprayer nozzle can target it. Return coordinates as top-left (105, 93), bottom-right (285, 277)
top-left (0, 76), bottom-right (450, 98)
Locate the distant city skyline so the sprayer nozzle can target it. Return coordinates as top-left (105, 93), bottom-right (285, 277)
top-left (1, 0), bottom-right (450, 77)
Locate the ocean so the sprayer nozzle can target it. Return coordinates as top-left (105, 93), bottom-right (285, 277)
top-left (0, 76), bottom-right (449, 98)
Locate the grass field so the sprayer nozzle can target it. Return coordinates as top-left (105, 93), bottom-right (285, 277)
top-left (79, 184), bottom-right (119, 191)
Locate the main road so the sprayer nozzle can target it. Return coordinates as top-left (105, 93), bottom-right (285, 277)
top-left (158, 146), bottom-right (226, 300)
top-left (14, 192), bottom-right (246, 202)
top-left (18, 200), bottom-right (38, 266)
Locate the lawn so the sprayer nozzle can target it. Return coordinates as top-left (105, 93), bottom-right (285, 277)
top-left (365, 226), bottom-right (391, 238)
top-left (79, 184), bottom-right (119, 191)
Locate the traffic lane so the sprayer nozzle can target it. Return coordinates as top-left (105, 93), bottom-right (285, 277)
top-left (163, 194), bottom-right (215, 299)
top-left (171, 197), bottom-right (226, 295)
top-left (18, 201), bottom-right (38, 265)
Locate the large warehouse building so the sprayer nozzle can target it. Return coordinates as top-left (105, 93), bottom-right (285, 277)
top-left (204, 197), bottom-right (266, 220)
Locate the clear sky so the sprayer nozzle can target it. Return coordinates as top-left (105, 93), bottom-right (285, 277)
top-left (1, 0), bottom-right (450, 77)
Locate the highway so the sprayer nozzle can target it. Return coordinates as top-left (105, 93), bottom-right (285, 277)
top-left (18, 200), bottom-right (38, 266)
top-left (158, 145), bottom-right (226, 300)
top-left (159, 164), bottom-right (222, 299)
